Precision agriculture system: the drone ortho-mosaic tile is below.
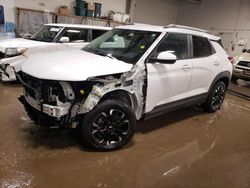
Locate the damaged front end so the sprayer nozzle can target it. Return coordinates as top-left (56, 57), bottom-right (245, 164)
top-left (18, 65), bottom-right (146, 128)
top-left (0, 63), bottom-right (16, 81)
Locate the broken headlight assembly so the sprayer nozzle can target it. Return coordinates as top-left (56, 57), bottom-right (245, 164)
top-left (0, 63), bottom-right (6, 71)
top-left (0, 63), bottom-right (15, 78)
top-left (5, 47), bottom-right (28, 57)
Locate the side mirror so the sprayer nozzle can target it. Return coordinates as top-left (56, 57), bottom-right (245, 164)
top-left (156, 51), bottom-right (177, 64)
top-left (242, 49), bottom-right (247, 53)
top-left (59, 37), bottom-right (70, 43)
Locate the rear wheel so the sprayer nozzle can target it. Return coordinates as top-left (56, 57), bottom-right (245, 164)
top-left (80, 99), bottom-right (136, 151)
top-left (203, 81), bottom-right (226, 113)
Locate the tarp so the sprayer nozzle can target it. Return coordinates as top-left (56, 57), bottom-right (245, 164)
top-left (18, 10), bottom-right (53, 36)
top-left (57, 15), bottom-right (83, 24)
top-left (84, 18), bottom-right (107, 27)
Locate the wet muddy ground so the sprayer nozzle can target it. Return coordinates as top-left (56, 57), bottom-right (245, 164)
top-left (0, 82), bottom-right (250, 188)
top-left (229, 80), bottom-right (250, 99)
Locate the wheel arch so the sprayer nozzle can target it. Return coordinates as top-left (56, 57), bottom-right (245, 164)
top-left (99, 89), bottom-right (142, 118)
top-left (100, 89), bottom-right (133, 107)
top-left (209, 71), bottom-right (231, 92)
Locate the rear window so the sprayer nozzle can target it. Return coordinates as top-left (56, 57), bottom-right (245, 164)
top-left (192, 36), bottom-right (213, 58)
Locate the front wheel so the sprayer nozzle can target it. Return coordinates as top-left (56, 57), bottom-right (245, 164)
top-left (203, 81), bottom-right (227, 113)
top-left (80, 99), bottom-right (136, 151)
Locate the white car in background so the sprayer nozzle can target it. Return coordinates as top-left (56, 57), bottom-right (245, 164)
top-left (232, 49), bottom-right (250, 81)
top-left (0, 23), bottom-right (111, 81)
top-left (18, 24), bottom-right (232, 151)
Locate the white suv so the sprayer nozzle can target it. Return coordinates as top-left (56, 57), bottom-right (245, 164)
top-left (232, 49), bottom-right (250, 81)
top-left (18, 24), bottom-right (232, 151)
top-left (0, 23), bottom-right (111, 81)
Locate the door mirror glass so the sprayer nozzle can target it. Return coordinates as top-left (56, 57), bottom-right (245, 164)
top-left (59, 36), bottom-right (70, 43)
top-left (242, 48), bottom-right (247, 53)
top-left (156, 51), bottom-right (177, 64)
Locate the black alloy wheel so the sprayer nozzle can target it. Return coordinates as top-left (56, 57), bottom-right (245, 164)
top-left (204, 81), bottom-right (227, 113)
top-left (91, 109), bottom-right (130, 146)
top-left (211, 85), bottom-right (225, 110)
top-left (80, 99), bottom-right (136, 151)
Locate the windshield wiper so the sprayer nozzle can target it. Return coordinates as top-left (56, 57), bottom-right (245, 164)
top-left (95, 51), bottom-right (117, 60)
top-left (93, 50), bottom-right (108, 57)
top-left (29, 38), bottom-right (47, 42)
top-left (86, 48), bottom-right (117, 60)
top-left (105, 53), bottom-right (117, 60)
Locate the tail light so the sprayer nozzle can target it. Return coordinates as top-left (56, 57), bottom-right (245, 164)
top-left (228, 57), bottom-right (236, 64)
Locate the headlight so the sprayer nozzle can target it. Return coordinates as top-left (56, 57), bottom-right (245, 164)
top-left (5, 47), bottom-right (28, 57)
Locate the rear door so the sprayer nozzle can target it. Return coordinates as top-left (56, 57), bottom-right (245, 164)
top-left (188, 35), bottom-right (220, 97)
top-left (146, 33), bottom-right (193, 113)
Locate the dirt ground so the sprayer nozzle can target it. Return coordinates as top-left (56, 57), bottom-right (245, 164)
top-left (229, 79), bottom-right (250, 99)
top-left (0, 81), bottom-right (250, 188)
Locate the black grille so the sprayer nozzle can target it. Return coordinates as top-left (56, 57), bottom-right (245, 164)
top-left (19, 72), bottom-right (41, 99)
top-left (19, 72), bottom-right (67, 104)
top-left (237, 61), bottom-right (250, 67)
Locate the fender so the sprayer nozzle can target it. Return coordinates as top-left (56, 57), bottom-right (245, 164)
top-left (208, 71), bottom-right (231, 93)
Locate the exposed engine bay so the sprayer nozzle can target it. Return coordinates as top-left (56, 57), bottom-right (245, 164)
top-left (18, 65), bottom-right (146, 128)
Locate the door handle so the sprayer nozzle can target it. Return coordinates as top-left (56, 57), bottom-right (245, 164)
top-left (182, 64), bottom-right (191, 70)
top-left (214, 61), bottom-right (220, 66)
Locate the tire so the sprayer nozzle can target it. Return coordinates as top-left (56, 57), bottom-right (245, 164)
top-left (80, 99), bottom-right (136, 151)
top-left (203, 81), bottom-right (227, 113)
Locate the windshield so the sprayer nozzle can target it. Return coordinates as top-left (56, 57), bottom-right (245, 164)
top-left (30, 25), bottom-right (63, 42)
top-left (82, 29), bottom-right (161, 64)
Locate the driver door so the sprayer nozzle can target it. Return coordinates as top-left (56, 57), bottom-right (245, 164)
top-left (145, 33), bottom-right (193, 113)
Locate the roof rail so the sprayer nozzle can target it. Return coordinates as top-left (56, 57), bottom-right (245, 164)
top-left (164, 24), bottom-right (210, 34)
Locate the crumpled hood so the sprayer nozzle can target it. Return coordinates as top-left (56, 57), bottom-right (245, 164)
top-left (238, 53), bottom-right (250, 62)
top-left (0, 38), bottom-right (48, 53)
top-left (21, 49), bottom-right (133, 81)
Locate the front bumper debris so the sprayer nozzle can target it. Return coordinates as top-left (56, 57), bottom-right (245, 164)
top-left (20, 92), bottom-right (71, 118)
top-left (0, 63), bottom-right (16, 81)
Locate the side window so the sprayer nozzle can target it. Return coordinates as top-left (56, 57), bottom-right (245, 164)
top-left (192, 36), bottom-right (213, 58)
top-left (156, 33), bottom-right (188, 59)
top-left (92, 29), bottom-right (107, 40)
top-left (61, 28), bottom-right (88, 43)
